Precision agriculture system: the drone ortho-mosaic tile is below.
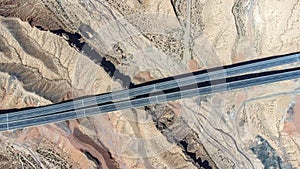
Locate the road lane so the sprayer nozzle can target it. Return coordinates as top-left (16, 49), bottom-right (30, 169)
top-left (1, 67), bottom-right (300, 131)
top-left (0, 52), bottom-right (299, 123)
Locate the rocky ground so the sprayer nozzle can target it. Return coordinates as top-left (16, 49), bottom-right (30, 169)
top-left (0, 0), bottom-right (299, 168)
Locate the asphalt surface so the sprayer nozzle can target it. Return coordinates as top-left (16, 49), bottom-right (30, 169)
top-left (0, 52), bottom-right (299, 124)
top-left (1, 66), bottom-right (300, 131)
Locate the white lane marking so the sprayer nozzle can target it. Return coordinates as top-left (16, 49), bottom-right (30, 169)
top-left (6, 114), bottom-right (9, 130)
top-left (78, 99), bottom-right (86, 118)
top-left (81, 99), bottom-right (84, 107)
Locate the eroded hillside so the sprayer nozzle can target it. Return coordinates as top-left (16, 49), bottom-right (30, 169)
top-left (0, 0), bottom-right (300, 168)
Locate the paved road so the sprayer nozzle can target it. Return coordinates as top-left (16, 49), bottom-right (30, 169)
top-left (0, 52), bottom-right (299, 123)
top-left (1, 67), bottom-right (300, 131)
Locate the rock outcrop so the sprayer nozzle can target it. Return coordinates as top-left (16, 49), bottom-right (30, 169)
top-left (0, 0), bottom-right (300, 168)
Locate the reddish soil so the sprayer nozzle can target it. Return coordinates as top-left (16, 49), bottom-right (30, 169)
top-left (134, 70), bottom-right (154, 83)
top-left (73, 128), bottom-right (119, 169)
top-left (284, 95), bottom-right (300, 136)
top-left (188, 59), bottom-right (199, 72)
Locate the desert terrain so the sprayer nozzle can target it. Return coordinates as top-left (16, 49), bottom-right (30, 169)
top-left (0, 0), bottom-right (299, 168)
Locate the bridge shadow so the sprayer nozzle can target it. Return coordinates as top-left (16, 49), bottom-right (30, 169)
top-left (133, 51), bottom-right (300, 88)
top-left (0, 51), bottom-right (299, 114)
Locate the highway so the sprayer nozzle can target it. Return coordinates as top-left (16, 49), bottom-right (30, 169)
top-left (1, 66), bottom-right (300, 131)
top-left (0, 52), bottom-right (299, 123)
